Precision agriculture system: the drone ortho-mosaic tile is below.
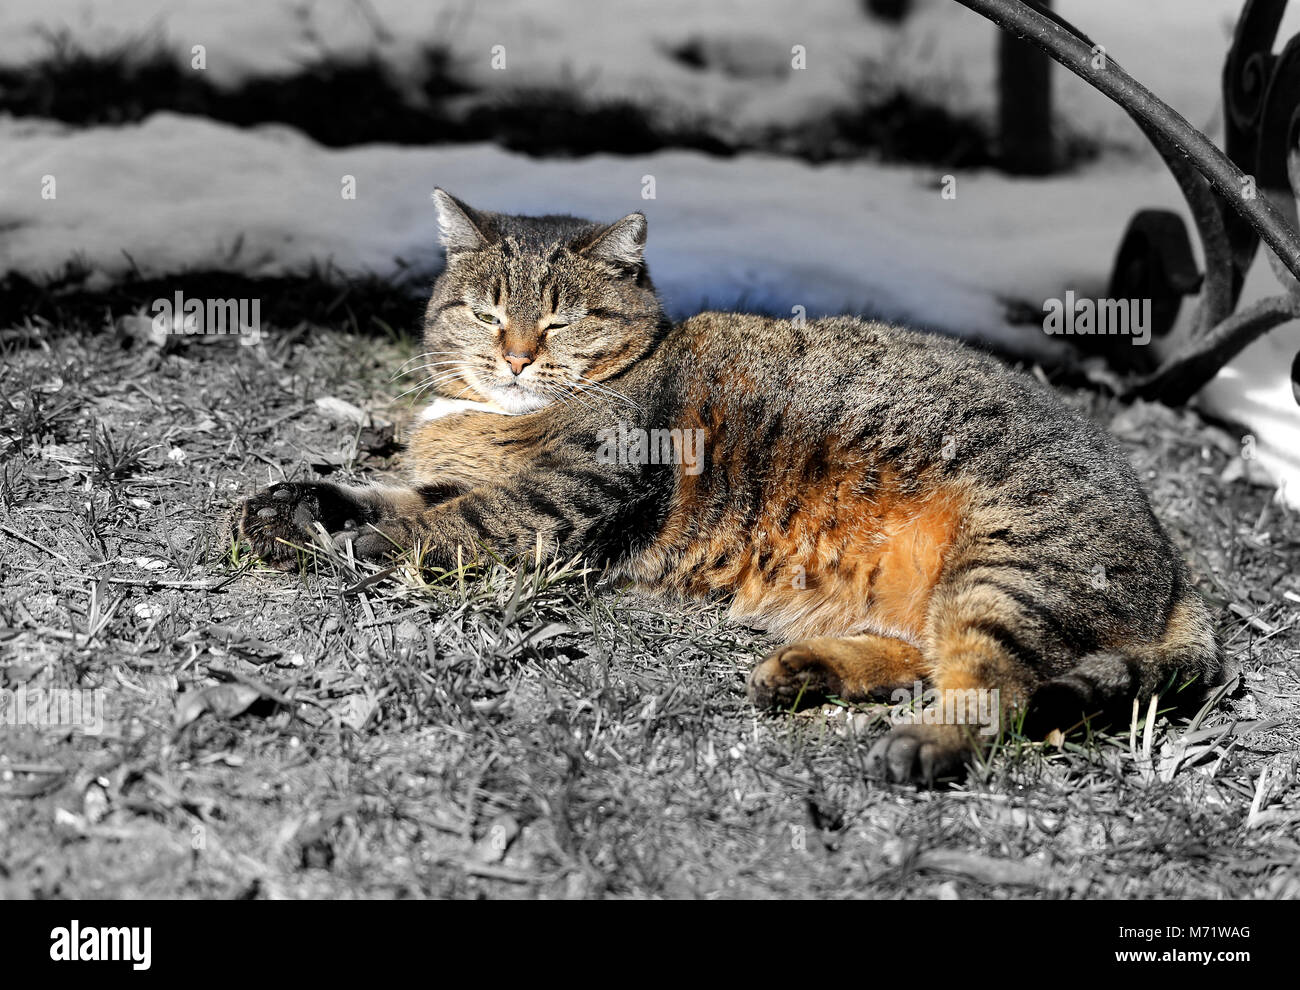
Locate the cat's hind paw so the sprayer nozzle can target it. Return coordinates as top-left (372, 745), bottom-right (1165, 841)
top-left (747, 643), bottom-right (845, 710)
top-left (865, 724), bottom-right (971, 788)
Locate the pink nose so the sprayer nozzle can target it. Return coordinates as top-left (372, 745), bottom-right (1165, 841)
top-left (506, 352), bottom-right (534, 375)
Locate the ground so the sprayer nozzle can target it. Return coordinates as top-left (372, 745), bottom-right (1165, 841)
top-left (1, 313), bottom-right (1296, 900)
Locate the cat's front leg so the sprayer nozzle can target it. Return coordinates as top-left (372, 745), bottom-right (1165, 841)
top-left (336, 462), bottom-right (640, 569)
top-left (235, 480), bottom-right (454, 569)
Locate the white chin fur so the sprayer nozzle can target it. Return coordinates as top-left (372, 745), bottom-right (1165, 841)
top-left (419, 396), bottom-right (509, 421)
top-left (488, 386), bottom-right (551, 414)
top-left (419, 387), bottom-right (546, 421)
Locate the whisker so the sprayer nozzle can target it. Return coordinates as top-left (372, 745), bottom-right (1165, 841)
top-left (553, 380), bottom-right (603, 412)
top-left (571, 375), bottom-right (641, 410)
top-left (560, 378), bottom-right (636, 412)
top-left (543, 381), bottom-right (597, 413)
top-left (390, 360), bottom-right (467, 382)
top-left (394, 368), bottom-right (470, 401)
top-left (393, 349), bottom-right (466, 372)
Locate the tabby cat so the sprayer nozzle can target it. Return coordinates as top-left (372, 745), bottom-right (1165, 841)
top-left (236, 190), bottom-right (1222, 785)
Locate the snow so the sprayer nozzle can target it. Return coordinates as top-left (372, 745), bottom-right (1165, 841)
top-left (0, 111), bottom-right (1182, 354)
top-left (2, 1), bottom-right (1295, 155)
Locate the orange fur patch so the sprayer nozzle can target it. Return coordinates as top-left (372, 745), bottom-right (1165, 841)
top-left (742, 477), bottom-right (965, 640)
top-left (639, 446), bottom-right (969, 642)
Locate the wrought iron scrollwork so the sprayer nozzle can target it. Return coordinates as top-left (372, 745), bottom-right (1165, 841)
top-left (954, 0), bottom-right (1300, 406)
top-left (1107, 210), bottom-right (1202, 340)
top-left (1221, 0), bottom-right (1283, 304)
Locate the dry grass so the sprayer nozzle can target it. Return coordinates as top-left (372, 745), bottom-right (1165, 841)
top-left (1, 313), bottom-right (1297, 899)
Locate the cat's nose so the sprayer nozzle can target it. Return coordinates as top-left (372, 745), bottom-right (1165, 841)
top-left (505, 351), bottom-right (534, 376)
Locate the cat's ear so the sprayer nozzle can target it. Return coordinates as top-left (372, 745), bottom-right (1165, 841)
top-left (432, 188), bottom-right (494, 254)
top-left (576, 213), bottom-right (647, 273)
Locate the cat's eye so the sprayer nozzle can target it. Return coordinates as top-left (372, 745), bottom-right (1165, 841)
top-left (472, 310), bottom-right (502, 326)
top-left (546, 322), bottom-right (570, 331)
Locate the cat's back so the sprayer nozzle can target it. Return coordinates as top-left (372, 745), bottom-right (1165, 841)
top-left (660, 311), bottom-right (1147, 507)
top-left (669, 311), bottom-right (1084, 436)
top-left (672, 310), bottom-right (1030, 402)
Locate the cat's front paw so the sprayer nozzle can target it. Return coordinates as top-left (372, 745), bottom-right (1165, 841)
top-left (236, 481), bottom-right (365, 569)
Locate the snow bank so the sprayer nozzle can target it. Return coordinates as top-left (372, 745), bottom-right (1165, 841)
top-left (0, 112), bottom-right (1168, 348)
top-left (0, 1), bottom-right (1291, 155)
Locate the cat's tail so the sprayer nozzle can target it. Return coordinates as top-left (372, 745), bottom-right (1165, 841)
top-left (1021, 588), bottom-right (1223, 736)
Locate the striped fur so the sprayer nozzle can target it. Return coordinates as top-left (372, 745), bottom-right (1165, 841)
top-left (237, 199), bottom-right (1223, 785)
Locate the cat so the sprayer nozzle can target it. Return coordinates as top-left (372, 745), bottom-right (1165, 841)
top-left (236, 189), bottom-right (1222, 785)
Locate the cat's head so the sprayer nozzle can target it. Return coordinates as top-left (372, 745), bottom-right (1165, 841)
top-left (420, 189), bottom-right (665, 414)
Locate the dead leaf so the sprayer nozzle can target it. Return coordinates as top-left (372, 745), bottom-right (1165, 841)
top-left (916, 849), bottom-right (1060, 890)
top-left (314, 396), bottom-right (369, 425)
top-left (207, 623), bottom-right (281, 662)
top-left (116, 313), bottom-right (168, 350)
top-left (174, 683), bottom-right (262, 728)
top-left (338, 691), bottom-right (380, 732)
top-left (474, 814), bottom-right (521, 864)
top-left (1, 662), bottom-right (44, 686)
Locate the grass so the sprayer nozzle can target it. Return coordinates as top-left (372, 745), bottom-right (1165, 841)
top-left (0, 313), bottom-right (1297, 899)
